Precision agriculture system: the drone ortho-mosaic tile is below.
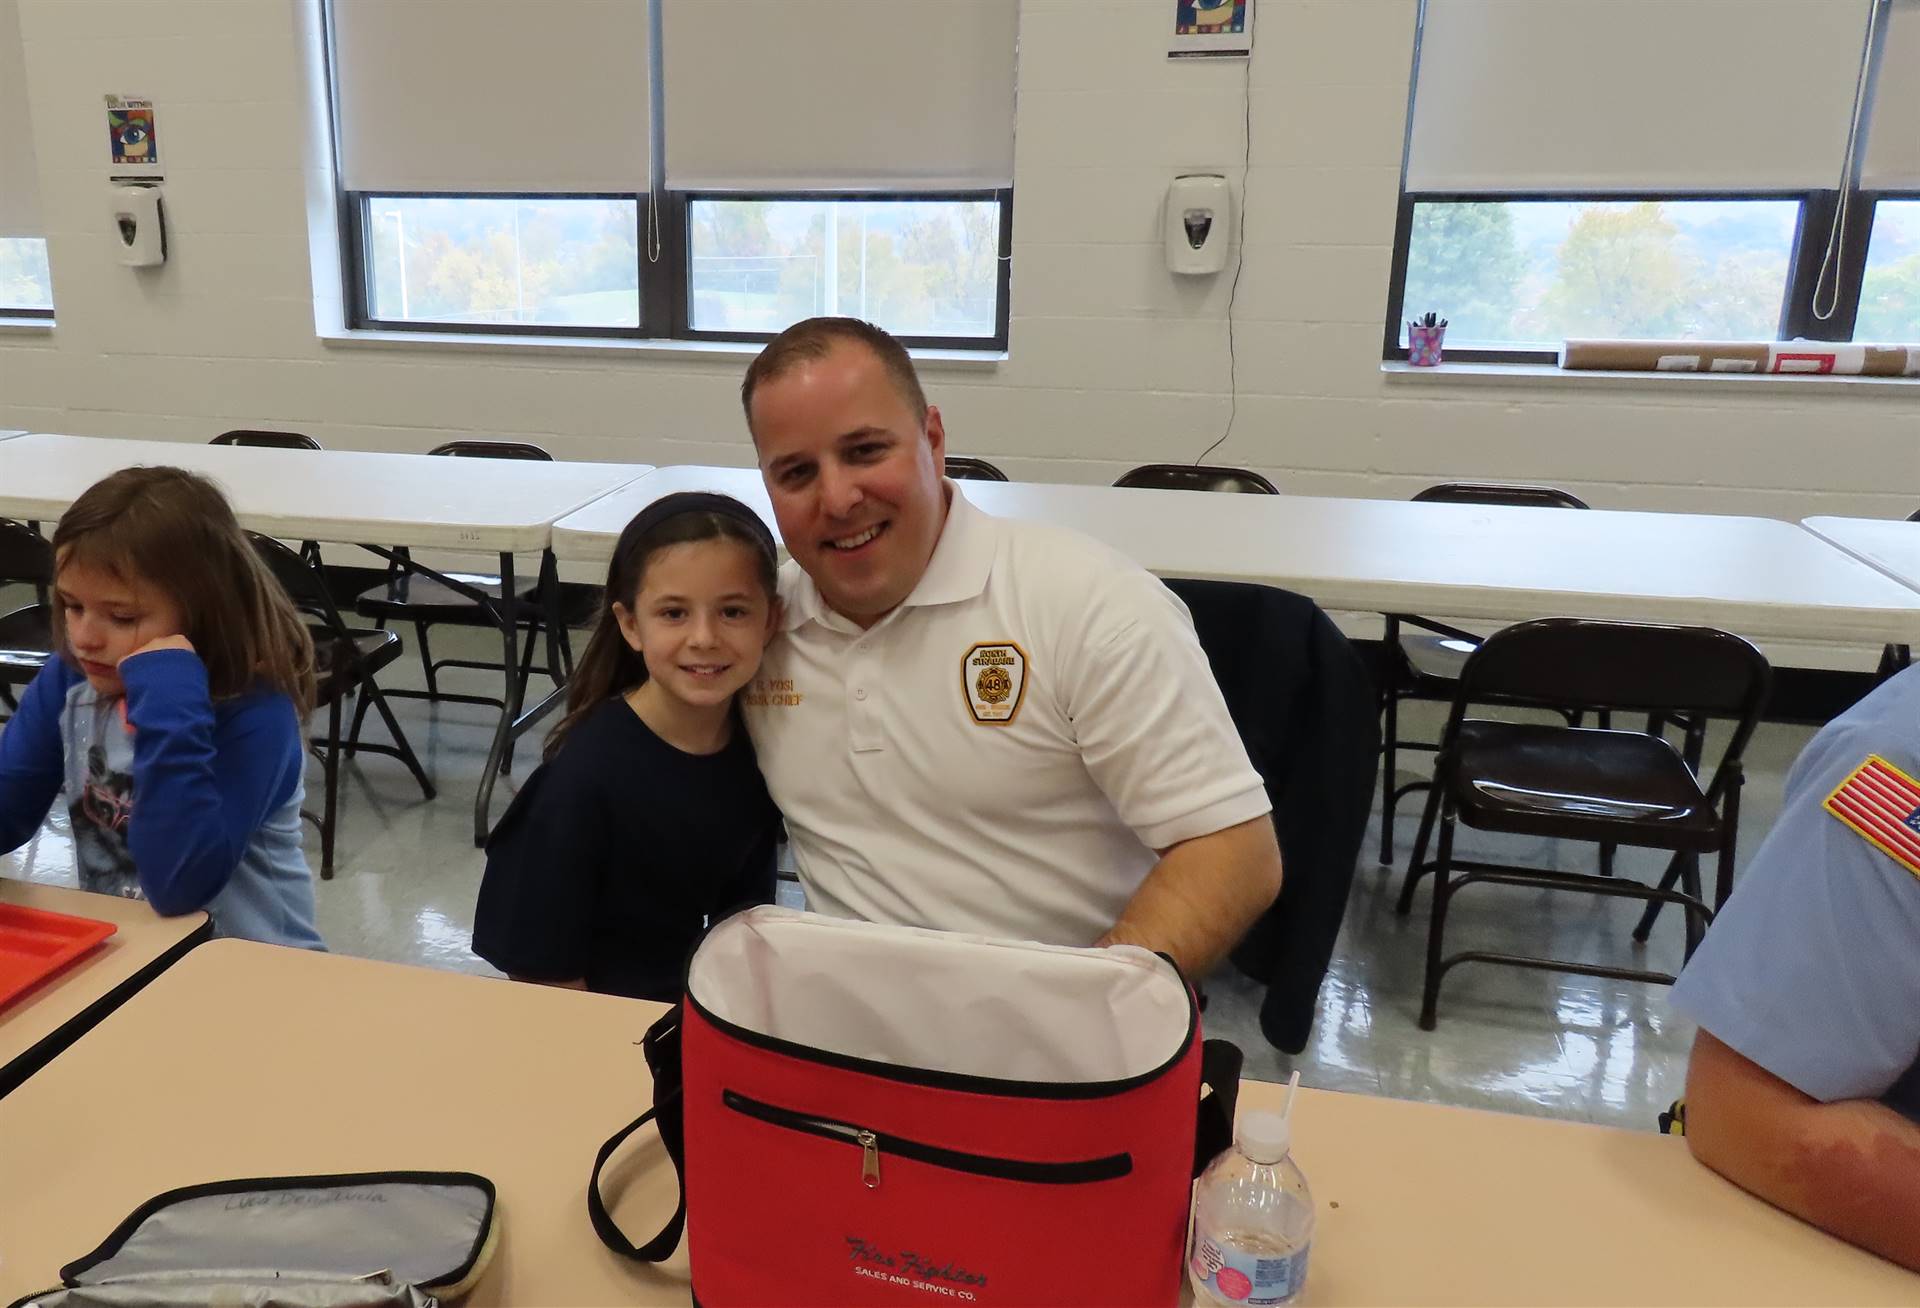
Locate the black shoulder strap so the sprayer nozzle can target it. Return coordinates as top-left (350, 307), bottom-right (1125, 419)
top-left (588, 1005), bottom-right (686, 1262)
top-left (1193, 1038), bottom-right (1244, 1177)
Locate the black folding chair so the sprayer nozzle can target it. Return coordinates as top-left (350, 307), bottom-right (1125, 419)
top-left (1378, 483), bottom-right (1591, 865)
top-left (1113, 463), bottom-right (1279, 495)
top-left (250, 534), bottom-right (436, 880)
top-left (945, 456), bottom-right (1010, 482)
top-left (352, 441), bottom-right (588, 723)
top-left (211, 429), bottom-right (322, 451)
top-left (1396, 618), bottom-right (1770, 1029)
top-left (0, 520), bottom-right (54, 722)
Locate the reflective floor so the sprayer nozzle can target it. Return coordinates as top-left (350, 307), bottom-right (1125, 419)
top-left (1, 627), bottom-right (1816, 1132)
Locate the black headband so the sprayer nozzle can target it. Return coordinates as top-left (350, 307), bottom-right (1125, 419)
top-left (616, 489), bottom-right (778, 564)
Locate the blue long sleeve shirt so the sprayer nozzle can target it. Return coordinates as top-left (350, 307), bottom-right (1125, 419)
top-left (0, 651), bottom-right (324, 948)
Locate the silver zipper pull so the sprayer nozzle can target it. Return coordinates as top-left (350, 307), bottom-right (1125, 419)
top-left (859, 1130), bottom-right (880, 1189)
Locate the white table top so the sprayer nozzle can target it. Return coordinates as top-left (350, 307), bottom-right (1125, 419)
top-left (1803, 516), bottom-right (1920, 596)
top-left (0, 940), bottom-right (1911, 1306)
top-left (552, 467), bottom-right (1920, 645)
top-left (0, 430), bottom-right (25, 442)
top-left (0, 434), bottom-right (653, 553)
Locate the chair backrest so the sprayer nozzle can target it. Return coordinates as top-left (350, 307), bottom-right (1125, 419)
top-left (248, 532), bottom-right (350, 637)
top-left (212, 429), bottom-right (321, 451)
top-left (428, 440), bottom-right (553, 461)
top-left (1907, 507), bottom-right (1920, 523)
top-left (1114, 463), bottom-right (1279, 495)
top-left (0, 519), bottom-right (54, 592)
top-left (945, 456), bottom-right (1009, 482)
top-left (1413, 482), bottom-right (1589, 510)
top-left (1449, 618), bottom-right (1772, 799)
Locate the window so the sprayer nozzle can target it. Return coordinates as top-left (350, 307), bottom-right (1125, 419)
top-left (1387, 0), bottom-right (1911, 362)
top-left (0, 237), bottom-right (51, 313)
top-left (686, 196), bottom-right (1006, 341)
top-left (1399, 199), bottom-right (1800, 353)
top-left (325, 0), bottom-right (1015, 349)
top-left (0, 0), bottom-right (49, 318)
top-left (360, 196), bottom-right (639, 330)
top-left (1856, 199), bottom-right (1920, 341)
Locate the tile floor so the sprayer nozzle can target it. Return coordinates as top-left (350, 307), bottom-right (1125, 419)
top-left (1, 626), bottom-right (1817, 1133)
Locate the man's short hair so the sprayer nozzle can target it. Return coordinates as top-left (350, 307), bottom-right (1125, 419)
top-left (740, 317), bottom-right (929, 436)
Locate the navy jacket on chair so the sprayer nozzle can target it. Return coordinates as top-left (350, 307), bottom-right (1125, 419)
top-left (1167, 578), bottom-right (1379, 1053)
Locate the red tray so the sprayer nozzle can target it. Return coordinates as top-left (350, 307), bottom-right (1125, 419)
top-left (0, 902), bottom-right (119, 1011)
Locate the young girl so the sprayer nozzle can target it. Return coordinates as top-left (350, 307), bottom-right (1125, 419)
top-left (0, 466), bottom-right (325, 948)
top-left (472, 491), bottom-right (782, 1001)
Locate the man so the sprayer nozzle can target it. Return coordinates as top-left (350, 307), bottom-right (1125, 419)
top-left (737, 317), bottom-right (1282, 975)
top-left (1670, 663), bottom-right (1920, 1271)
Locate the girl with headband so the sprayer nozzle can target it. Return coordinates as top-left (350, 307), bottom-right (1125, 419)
top-left (472, 491), bottom-right (783, 1000)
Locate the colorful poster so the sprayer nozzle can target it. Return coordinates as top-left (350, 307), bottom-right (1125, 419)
top-left (106, 96), bottom-right (158, 168)
top-left (1170, 0), bottom-right (1254, 58)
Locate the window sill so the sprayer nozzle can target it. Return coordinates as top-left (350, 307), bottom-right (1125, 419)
top-left (0, 317), bottom-right (53, 335)
top-left (1381, 359), bottom-right (1920, 396)
top-left (319, 326), bottom-right (1006, 369)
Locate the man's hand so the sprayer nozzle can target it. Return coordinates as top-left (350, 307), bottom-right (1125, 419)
top-left (120, 634), bottom-right (195, 664)
top-left (1685, 1029), bottom-right (1920, 1271)
top-left (1095, 815), bottom-right (1282, 976)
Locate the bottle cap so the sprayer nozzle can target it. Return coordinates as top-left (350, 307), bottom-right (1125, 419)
top-left (1237, 1109), bottom-right (1290, 1163)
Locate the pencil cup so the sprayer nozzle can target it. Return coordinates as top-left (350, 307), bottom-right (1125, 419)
top-left (1408, 323), bottom-right (1447, 366)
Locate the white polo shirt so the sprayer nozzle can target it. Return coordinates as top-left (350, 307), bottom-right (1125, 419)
top-left (741, 483), bottom-right (1271, 946)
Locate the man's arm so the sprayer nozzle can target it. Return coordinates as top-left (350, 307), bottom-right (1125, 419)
top-left (1685, 1029), bottom-right (1920, 1271)
top-left (1096, 815), bottom-right (1282, 976)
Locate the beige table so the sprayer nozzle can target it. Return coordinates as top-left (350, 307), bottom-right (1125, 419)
top-left (0, 878), bottom-right (207, 1099)
top-left (553, 467), bottom-right (1920, 647)
top-left (0, 941), bottom-right (1911, 1306)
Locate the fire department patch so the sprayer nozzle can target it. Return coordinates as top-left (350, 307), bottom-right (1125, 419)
top-left (963, 641), bottom-right (1027, 725)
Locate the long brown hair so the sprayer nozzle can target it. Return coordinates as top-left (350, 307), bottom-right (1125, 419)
top-left (545, 493), bottom-right (778, 761)
top-left (51, 466), bottom-right (317, 717)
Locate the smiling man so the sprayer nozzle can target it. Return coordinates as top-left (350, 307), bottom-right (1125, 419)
top-left (737, 317), bottom-right (1282, 975)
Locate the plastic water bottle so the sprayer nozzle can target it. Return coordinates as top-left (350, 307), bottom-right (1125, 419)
top-left (1189, 1072), bottom-right (1314, 1306)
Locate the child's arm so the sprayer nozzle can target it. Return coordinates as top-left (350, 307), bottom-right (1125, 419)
top-left (119, 646), bottom-right (303, 915)
top-left (473, 765), bottom-right (606, 988)
top-left (0, 659), bottom-right (75, 855)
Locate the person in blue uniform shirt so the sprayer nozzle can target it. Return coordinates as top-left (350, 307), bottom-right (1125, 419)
top-left (1670, 663), bottom-right (1920, 1271)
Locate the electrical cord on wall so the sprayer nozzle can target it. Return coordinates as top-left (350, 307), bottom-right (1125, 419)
top-left (1193, 52), bottom-right (1254, 465)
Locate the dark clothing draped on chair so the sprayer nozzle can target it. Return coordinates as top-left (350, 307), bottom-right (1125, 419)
top-left (1167, 578), bottom-right (1378, 1053)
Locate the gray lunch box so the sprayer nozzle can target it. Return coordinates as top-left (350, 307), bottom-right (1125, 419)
top-left (8, 1172), bottom-right (499, 1308)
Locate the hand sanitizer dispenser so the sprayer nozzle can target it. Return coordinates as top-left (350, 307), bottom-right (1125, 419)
top-left (110, 182), bottom-right (167, 267)
top-left (1165, 175), bottom-right (1231, 276)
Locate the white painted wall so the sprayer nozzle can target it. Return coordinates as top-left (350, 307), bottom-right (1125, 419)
top-left (1, 0), bottom-right (1915, 519)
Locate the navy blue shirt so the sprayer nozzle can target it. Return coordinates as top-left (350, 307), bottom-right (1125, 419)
top-left (472, 698), bottom-right (778, 1002)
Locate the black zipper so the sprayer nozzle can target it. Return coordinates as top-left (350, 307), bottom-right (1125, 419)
top-left (722, 1090), bottom-right (1132, 1189)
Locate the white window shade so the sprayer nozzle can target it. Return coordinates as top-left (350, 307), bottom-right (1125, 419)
top-left (0, 0), bottom-right (42, 238)
top-left (1864, 0), bottom-right (1920, 188)
top-left (1407, 0), bottom-right (1875, 193)
top-left (331, 0), bottom-right (649, 194)
top-left (662, 0), bottom-right (1017, 191)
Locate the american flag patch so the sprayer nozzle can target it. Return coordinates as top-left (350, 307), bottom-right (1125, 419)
top-left (1824, 755), bottom-right (1920, 880)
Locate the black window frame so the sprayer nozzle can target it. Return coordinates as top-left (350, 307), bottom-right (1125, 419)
top-left (343, 191), bottom-right (650, 339)
top-left (671, 188), bottom-right (1013, 351)
top-left (1382, 189), bottom-right (1878, 364)
top-left (323, 3), bottom-right (1014, 352)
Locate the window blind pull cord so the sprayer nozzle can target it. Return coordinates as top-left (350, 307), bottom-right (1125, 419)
top-left (1813, 0), bottom-right (1885, 322)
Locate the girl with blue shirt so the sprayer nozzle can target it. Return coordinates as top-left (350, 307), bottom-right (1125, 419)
top-left (0, 466), bottom-right (324, 948)
top-left (473, 493), bottom-right (782, 1001)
